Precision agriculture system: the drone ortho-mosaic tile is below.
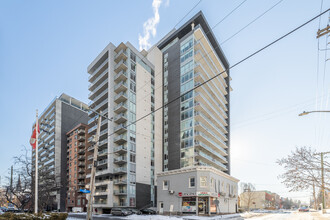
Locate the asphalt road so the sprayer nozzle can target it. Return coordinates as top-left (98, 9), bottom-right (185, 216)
top-left (67, 211), bottom-right (330, 220)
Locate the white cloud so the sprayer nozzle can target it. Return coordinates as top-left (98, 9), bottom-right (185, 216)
top-left (138, 0), bottom-right (164, 51)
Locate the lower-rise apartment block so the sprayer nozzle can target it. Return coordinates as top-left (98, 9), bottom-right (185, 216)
top-left (66, 123), bottom-right (89, 212)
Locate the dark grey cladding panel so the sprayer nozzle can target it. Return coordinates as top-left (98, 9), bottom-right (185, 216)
top-left (136, 182), bottom-right (151, 209)
top-left (158, 11), bottom-right (230, 70)
top-left (164, 39), bottom-right (181, 171)
top-left (60, 103), bottom-right (88, 212)
top-left (163, 32), bottom-right (194, 171)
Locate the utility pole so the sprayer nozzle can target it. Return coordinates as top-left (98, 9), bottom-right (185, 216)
top-left (86, 113), bottom-right (102, 220)
top-left (317, 25), bottom-right (330, 38)
top-left (315, 151), bottom-right (330, 214)
top-left (10, 166), bottom-right (13, 202)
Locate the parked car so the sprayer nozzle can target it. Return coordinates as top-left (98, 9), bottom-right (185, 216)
top-left (299, 207), bottom-right (309, 212)
top-left (140, 208), bottom-right (156, 215)
top-left (127, 208), bottom-right (142, 215)
top-left (0, 207), bottom-right (7, 212)
top-left (111, 208), bottom-right (132, 216)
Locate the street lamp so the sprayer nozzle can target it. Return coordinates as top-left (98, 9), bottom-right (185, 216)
top-left (298, 110), bottom-right (330, 116)
top-left (298, 109), bottom-right (330, 214)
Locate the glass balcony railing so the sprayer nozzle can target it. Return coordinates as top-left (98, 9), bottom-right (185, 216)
top-left (195, 111), bottom-right (227, 136)
top-left (89, 59), bottom-right (108, 80)
top-left (195, 131), bottom-right (227, 153)
top-left (195, 140), bottom-right (227, 162)
top-left (195, 121), bottom-right (227, 146)
top-left (194, 101), bottom-right (227, 128)
top-left (195, 151), bottom-right (227, 170)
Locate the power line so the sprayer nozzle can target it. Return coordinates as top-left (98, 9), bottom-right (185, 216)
top-left (220, 0), bottom-right (284, 45)
top-left (136, 0), bottom-right (250, 105)
top-left (174, 0), bottom-right (203, 28)
top-left (107, 8), bottom-right (330, 141)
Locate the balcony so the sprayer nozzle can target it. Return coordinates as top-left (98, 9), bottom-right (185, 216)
top-left (195, 140), bottom-right (227, 163)
top-left (114, 179), bottom-right (127, 185)
top-left (114, 102), bottom-right (127, 114)
top-left (114, 92), bottom-right (127, 104)
top-left (88, 146), bottom-right (94, 151)
top-left (78, 174), bottom-right (85, 179)
top-left (78, 162), bottom-right (85, 167)
top-left (195, 151), bottom-right (228, 171)
top-left (114, 134), bottom-right (127, 144)
top-left (88, 80), bottom-right (108, 100)
top-left (114, 113), bottom-right (127, 124)
top-left (195, 121), bottom-right (227, 146)
top-left (114, 155), bottom-right (127, 165)
top-left (194, 101), bottom-right (227, 128)
top-left (90, 89), bottom-right (108, 106)
top-left (87, 155), bottom-right (94, 161)
top-left (78, 155), bottom-right (85, 161)
top-left (78, 149), bottom-right (85, 155)
top-left (114, 81), bottom-right (127, 94)
top-left (97, 159), bottom-right (108, 167)
top-left (195, 131), bottom-right (228, 155)
top-left (114, 123), bottom-right (127, 134)
top-left (113, 189), bottom-right (127, 196)
top-left (114, 70), bottom-right (128, 83)
top-left (98, 149), bottom-right (107, 157)
top-left (93, 98), bottom-right (108, 112)
top-left (94, 189), bottom-right (108, 196)
top-left (78, 181), bottom-right (85, 186)
top-left (89, 68), bottom-right (108, 90)
top-left (113, 145), bottom-right (127, 154)
top-left (194, 111), bottom-right (227, 136)
top-left (88, 58), bottom-right (108, 82)
top-left (78, 143), bottom-right (85, 148)
top-left (114, 49), bottom-right (128, 63)
top-left (78, 129), bottom-right (85, 135)
top-left (99, 138), bottom-right (108, 147)
top-left (77, 136), bottom-right (85, 142)
top-left (78, 168), bottom-right (85, 174)
top-left (113, 166), bottom-right (127, 174)
top-left (114, 60), bottom-right (127, 73)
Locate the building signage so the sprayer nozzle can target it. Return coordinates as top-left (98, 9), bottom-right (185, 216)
top-left (197, 192), bottom-right (219, 197)
top-left (178, 192), bottom-right (196, 197)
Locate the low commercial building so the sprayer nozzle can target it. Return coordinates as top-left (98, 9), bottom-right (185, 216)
top-left (240, 190), bottom-right (278, 210)
top-left (157, 166), bottom-right (239, 215)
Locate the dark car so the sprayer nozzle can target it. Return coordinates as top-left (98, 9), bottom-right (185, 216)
top-left (140, 208), bottom-right (156, 215)
top-left (299, 207), bottom-right (309, 212)
top-left (127, 208), bottom-right (142, 215)
top-left (111, 208), bottom-right (132, 216)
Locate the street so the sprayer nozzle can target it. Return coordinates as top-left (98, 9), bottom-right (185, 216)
top-left (67, 211), bottom-right (330, 220)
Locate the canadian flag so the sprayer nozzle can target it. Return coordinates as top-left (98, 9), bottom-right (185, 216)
top-left (30, 123), bottom-right (40, 149)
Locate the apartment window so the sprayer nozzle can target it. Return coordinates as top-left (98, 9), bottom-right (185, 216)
top-left (189, 177), bottom-right (195, 188)
top-left (211, 178), bottom-right (215, 188)
top-left (130, 72), bottom-right (136, 82)
top-left (130, 52), bottom-right (136, 62)
top-left (130, 154), bottom-right (136, 163)
top-left (163, 180), bottom-right (169, 190)
top-left (77, 199), bottom-right (81, 205)
top-left (200, 176), bottom-right (207, 187)
top-left (131, 63), bottom-right (136, 72)
top-left (130, 82), bottom-right (136, 93)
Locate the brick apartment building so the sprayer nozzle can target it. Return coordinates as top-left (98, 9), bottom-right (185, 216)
top-left (66, 123), bottom-right (90, 212)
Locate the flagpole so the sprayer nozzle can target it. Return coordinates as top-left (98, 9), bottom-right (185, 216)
top-left (35, 110), bottom-right (38, 214)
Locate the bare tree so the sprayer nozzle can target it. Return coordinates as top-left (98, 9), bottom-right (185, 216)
top-left (277, 146), bottom-right (330, 209)
top-left (240, 182), bottom-right (258, 211)
top-left (4, 146), bottom-right (58, 211)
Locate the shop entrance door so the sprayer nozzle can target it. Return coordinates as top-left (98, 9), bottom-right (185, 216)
top-left (198, 201), bottom-right (205, 214)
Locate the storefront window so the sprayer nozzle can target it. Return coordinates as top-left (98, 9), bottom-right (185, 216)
top-left (182, 197), bottom-right (196, 213)
top-left (210, 197), bottom-right (219, 213)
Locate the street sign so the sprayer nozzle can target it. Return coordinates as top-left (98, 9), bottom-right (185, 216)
top-left (80, 189), bottom-right (91, 193)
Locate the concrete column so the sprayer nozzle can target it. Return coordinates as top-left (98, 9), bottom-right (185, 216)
top-left (208, 197), bottom-right (211, 216)
top-left (196, 197), bottom-right (198, 215)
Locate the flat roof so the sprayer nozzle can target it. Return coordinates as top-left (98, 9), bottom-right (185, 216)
top-left (157, 11), bottom-right (229, 70)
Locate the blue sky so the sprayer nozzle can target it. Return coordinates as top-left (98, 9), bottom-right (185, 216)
top-left (0, 0), bottom-right (329, 202)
